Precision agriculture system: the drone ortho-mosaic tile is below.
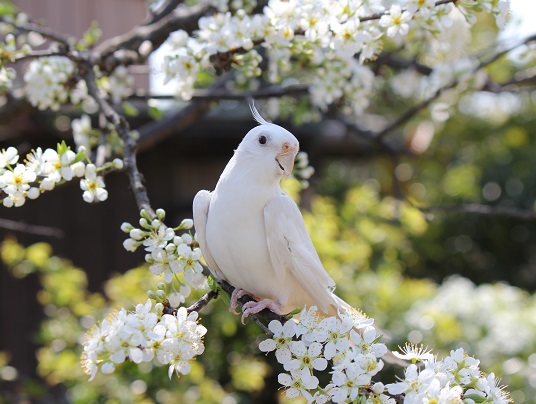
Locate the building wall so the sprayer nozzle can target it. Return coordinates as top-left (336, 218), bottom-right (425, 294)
top-left (14, 0), bottom-right (148, 40)
top-left (14, 0), bottom-right (150, 89)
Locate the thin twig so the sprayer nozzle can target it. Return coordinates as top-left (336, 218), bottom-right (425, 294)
top-left (186, 290), bottom-right (219, 313)
top-left (0, 218), bottom-right (64, 238)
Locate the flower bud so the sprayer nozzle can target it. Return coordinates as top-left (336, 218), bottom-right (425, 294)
top-left (123, 238), bottom-right (138, 252)
top-left (120, 222), bottom-right (133, 233)
top-left (372, 382), bottom-right (385, 394)
top-left (179, 218), bottom-right (194, 229)
top-left (112, 158), bottom-right (124, 169)
top-left (156, 208), bottom-right (166, 221)
top-left (129, 228), bottom-right (143, 240)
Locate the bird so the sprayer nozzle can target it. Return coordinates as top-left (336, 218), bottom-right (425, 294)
top-left (192, 103), bottom-right (359, 322)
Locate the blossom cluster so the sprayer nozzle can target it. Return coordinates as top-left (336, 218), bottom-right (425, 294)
top-left (259, 305), bottom-right (511, 403)
top-left (0, 143), bottom-right (119, 207)
top-left (387, 346), bottom-right (511, 404)
top-left (259, 306), bottom-right (391, 403)
top-left (403, 276), bottom-right (536, 399)
top-left (161, 0), bottom-right (510, 114)
top-left (121, 209), bottom-right (208, 302)
top-left (22, 56), bottom-right (134, 113)
top-left (24, 56), bottom-right (78, 111)
top-left (81, 299), bottom-right (207, 381)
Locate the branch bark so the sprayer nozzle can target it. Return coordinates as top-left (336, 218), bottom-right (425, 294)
top-left (92, 3), bottom-right (211, 71)
top-left (80, 63), bottom-right (153, 216)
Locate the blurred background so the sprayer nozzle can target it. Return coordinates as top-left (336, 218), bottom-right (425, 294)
top-left (1, 0), bottom-right (536, 403)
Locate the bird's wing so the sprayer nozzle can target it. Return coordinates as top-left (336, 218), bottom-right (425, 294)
top-left (193, 190), bottom-right (224, 280)
top-left (264, 193), bottom-right (336, 312)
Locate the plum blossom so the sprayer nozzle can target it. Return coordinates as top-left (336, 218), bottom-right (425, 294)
top-left (81, 302), bottom-right (207, 381)
top-left (80, 164), bottom-right (108, 203)
top-left (23, 56), bottom-right (74, 110)
top-left (278, 368), bottom-right (319, 401)
top-left (379, 5), bottom-right (412, 37)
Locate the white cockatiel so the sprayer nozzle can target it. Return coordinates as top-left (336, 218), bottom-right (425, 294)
top-left (193, 105), bottom-right (353, 321)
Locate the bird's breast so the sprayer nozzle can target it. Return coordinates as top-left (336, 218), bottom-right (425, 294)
top-left (205, 182), bottom-right (285, 300)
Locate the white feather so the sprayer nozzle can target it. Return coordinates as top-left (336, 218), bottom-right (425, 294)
top-left (249, 100), bottom-right (270, 125)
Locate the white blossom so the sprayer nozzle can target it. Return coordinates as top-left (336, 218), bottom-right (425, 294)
top-left (24, 56), bottom-right (75, 110)
top-left (379, 5), bottom-right (412, 38)
top-left (81, 302), bottom-right (206, 381)
top-left (80, 164), bottom-right (108, 203)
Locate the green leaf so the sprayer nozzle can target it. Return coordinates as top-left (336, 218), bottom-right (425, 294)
top-left (0, 3), bottom-right (17, 16)
top-left (71, 150), bottom-right (87, 164)
top-left (148, 105), bottom-right (164, 121)
top-left (82, 21), bottom-right (102, 47)
top-left (57, 140), bottom-right (70, 155)
top-left (284, 308), bottom-right (302, 320)
top-left (463, 394), bottom-right (487, 403)
top-left (122, 102), bottom-right (139, 117)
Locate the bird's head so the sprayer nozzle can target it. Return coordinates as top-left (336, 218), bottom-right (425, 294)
top-left (236, 103), bottom-right (299, 178)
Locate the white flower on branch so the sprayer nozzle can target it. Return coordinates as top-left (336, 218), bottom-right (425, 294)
top-left (122, 211), bottom-right (208, 290)
top-left (0, 147), bottom-right (19, 172)
top-left (81, 301), bottom-right (206, 381)
top-left (148, 247), bottom-right (181, 283)
top-left (42, 148), bottom-right (76, 182)
top-left (152, 307), bottom-right (207, 379)
top-left (80, 164), bottom-right (108, 203)
top-left (72, 115), bottom-right (93, 151)
top-left (278, 368), bottom-right (319, 401)
top-left (379, 5), bottom-right (413, 38)
top-left (24, 56), bottom-right (74, 111)
top-left (0, 164), bottom-right (38, 207)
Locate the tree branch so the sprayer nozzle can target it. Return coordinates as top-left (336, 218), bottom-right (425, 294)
top-left (0, 217), bottom-right (64, 238)
top-left (80, 63), bottom-right (154, 216)
top-left (9, 20), bottom-right (71, 46)
top-left (420, 203), bottom-right (536, 220)
top-left (92, 3), bottom-right (211, 72)
top-left (136, 73), bottom-right (234, 152)
top-left (185, 290), bottom-right (219, 314)
top-left (147, 0), bottom-right (184, 25)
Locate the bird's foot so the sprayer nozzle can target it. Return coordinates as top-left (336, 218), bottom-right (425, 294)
top-left (241, 299), bottom-right (284, 324)
top-left (230, 288), bottom-right (250, 314)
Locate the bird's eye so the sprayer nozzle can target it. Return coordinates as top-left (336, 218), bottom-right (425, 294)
top-left (258, 135), bottom-right (267, 145)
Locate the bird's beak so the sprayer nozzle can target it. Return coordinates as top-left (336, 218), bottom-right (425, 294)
top-left (276, 143), bottom-right (299, 176)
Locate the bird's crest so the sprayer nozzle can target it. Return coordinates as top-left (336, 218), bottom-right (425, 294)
top-left (249, 100), bottom-right (270, 125)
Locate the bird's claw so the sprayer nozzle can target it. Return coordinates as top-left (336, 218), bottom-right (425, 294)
top-left (230, 288), bottom-right (248, 314)
top-left (240, 299), bottom-right (283, 324)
